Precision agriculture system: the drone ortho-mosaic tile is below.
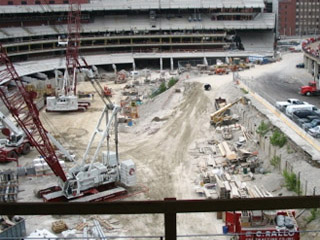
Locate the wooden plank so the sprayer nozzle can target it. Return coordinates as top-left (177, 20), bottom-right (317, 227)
top-left (222, 141), bottom-right (237, 160)
top-left (218, 143), bottom-right (226, 157)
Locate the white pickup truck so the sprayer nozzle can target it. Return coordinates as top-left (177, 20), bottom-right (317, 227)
top-left (275, 98), bottom-right (308, 112)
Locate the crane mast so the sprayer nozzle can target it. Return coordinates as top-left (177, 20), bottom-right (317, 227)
top-left (65, 0), bottom-right (81, 96)
top-left (0, 44), bottom-right (67, 182)
top-left (46, 0), bottom-right (90, 112)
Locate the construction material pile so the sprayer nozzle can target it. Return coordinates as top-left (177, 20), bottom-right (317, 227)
top-left (0, 170), bottom-right (18, 202)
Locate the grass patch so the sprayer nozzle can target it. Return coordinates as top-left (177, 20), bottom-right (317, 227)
top-left (270, 129), bottom-right (287, 148)
top-left (283, 169), bottom-right (301, 195)
top-left (307, 208), bottom-right (320, 223)
top-left (256, 121), bottom-right (270, 136)
top-left (271, 155), bottom-right (281, 167)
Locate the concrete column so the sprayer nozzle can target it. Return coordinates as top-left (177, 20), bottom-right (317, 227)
top-left (160, 57), bottom-right (163, 71)
top-left (304, 55), bottom-right (308, 66)
top-left (170, 57), bottom-right (174, 71)
top-left (132, 59), bottom-right (136, 71)
top-left (307, 58), bottom-right (313, 74)
top-left (203, 57), bottom-right (208, 66)
top-left (314, 62), bottom-right (319, 80)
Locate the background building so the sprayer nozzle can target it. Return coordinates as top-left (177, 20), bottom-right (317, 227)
top-left (278, 0), bottom-right (320, 37)
top-left (0, 0), bottom-right (275, 67)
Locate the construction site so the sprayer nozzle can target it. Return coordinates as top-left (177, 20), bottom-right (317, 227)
top-left (0, 49), bottom-right (319, 239)
top-left (1, 0), bottom-right (320, 239)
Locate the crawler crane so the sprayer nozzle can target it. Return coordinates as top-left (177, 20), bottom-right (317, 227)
top-left (0, 111), bottom-right (31, 162)
top-left (0, 44), bottom-right (136, 202)
top-left (46, 0), bottom-right (90, 112)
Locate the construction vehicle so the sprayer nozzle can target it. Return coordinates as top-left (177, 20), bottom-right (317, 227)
top-left (210, 97), bottom-right (246, 126)
top-left (0, 44), bottom-right (136, 202)
top-left (225, 210), bottom-right (300, 240)
top-left (300, 81), bottom-right (320, 96)
top-left (0, 111), bottom-right (75, 163)
top-left (214, 67), bottom-right (229, 75)
top-left (46, 0), bottom-right (90, 112)
top-left (103, 85), bottom-right (112, 97)
top-left (215, 97), bottom-right (228, 111)
top-left (0, 111), bottom-right (31, 162)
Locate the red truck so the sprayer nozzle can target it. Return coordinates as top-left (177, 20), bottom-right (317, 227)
top-left (300, 81), bottom-right (320, 96)
top-left (225, 210), bottom-right (300, 240)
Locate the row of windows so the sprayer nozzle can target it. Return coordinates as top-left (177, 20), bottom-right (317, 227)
top-left (7, 0), bottom-right (68, 4)
top-left (297, 8), bottom-right (320, 12)
top-left (297, 0), bottom-right (320, 5)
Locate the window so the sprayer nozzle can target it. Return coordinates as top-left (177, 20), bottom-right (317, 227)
top-left (63, 0), bottom-right (68, 3)
top-left (49, 0), bottom-right (54, 3)
top-left (7, 1), bottom-right (13, 4)
top-left (35, 0), bottom-right (40, 3)
top-left (21, 1), bottom-right (27, 4)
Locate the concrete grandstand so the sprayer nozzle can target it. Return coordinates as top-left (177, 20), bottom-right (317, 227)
top-left (0, 0), bottom-right (276, 74)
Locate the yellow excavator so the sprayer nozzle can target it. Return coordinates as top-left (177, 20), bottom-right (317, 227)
top-left (210, 97), bottom-right (247, 126)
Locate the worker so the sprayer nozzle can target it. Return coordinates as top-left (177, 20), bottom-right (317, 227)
top-left (204, 84), bottom-right (211, 91)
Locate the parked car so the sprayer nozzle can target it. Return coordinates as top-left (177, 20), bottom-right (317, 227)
top-left (291, 110), bottom-right (320, 127)
top-left (286, 104), bottom-right (320, 119)
top-left (296, 63), bottom-right (305, 68)
top-left (275, 98), bottom-right (308, 112)
top-left (302, 118), bottom-right (320, 131)
top-left (308, 125), bottom-right (320, 138)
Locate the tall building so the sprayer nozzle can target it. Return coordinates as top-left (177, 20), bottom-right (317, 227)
top-left (279, 0), bottom-right (320, 36)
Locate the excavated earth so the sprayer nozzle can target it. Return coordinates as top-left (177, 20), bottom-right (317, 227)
top-left (2, 52), bottom-right (320, 239)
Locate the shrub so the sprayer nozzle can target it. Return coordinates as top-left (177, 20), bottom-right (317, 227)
top-left (270, 129), bottom-right (287, 148)
top-left (256, 121), bottom-right (270, 136)
top-left (271, 155), bottom-right (281, 167)
top-left (150, 82), bottom-right (167, 98)
top-left (283, 170), bottom-right (301, 195)
top-left (159, 82), bottom-right (167, 93)
top-left (168, 77), bottom-right (178, 88)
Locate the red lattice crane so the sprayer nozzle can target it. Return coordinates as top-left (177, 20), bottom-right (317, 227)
top-left (65, 0), bottom-right (81, 96)
top-left (46, 0), bottom-right (90, 112)
top-left (0, 44), bottom-right (67, 182)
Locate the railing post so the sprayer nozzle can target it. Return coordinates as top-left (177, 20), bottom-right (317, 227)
top-left (164, 198), bottom-right (177, 240)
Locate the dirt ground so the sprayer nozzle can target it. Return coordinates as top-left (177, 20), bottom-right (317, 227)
top-left (3, 52), bottom-right (320, 239)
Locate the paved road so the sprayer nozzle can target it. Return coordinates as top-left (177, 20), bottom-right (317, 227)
top-left (240, 52), bottom-right (320, 109)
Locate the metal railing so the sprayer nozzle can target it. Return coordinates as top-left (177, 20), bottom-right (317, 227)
top-left (1, 196), bottom-right (320, 240)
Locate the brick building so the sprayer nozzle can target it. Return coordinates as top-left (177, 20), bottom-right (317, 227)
top-left (279, 0), bottom-right (320, 36)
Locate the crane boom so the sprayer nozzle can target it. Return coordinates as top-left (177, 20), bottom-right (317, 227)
top-left (0, 44), bottom-right (67, 182)
top-left (66, 0), bottom-right (81, 96)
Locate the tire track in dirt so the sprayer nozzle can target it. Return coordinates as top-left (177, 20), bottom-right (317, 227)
top-left (121, 82), bottom-right (211, 200)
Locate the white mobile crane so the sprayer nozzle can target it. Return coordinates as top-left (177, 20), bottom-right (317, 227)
top-left (0, 44), bottom-right (136, 202)
top-left (0, 110), bottom-right (75, 163)
top-left (0, 111), bottom-right (31, 162)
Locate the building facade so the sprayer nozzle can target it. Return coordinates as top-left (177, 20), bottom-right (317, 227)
top-left (279, 0), bottom-right (320, 36)
top-left (0, 0), bottom-right (276, 63)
